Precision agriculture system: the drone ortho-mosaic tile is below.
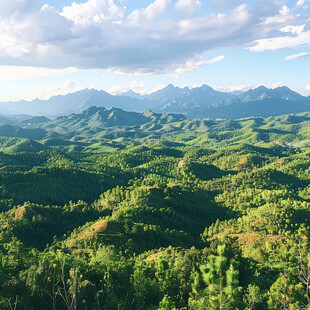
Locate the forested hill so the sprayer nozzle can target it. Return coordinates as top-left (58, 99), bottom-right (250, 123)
top-left (40, 107), bottom-right (186, 132)
top-left (0, 107), bottom-right (310, 150)
top-left (0, 109), bottom-right (310, 309)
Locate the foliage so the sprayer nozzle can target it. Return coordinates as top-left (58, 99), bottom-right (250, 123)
top-left (0, 110), bottom-right (310, 309)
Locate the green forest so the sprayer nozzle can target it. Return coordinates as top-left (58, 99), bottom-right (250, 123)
top-left (1, 109), bottom-right (310, 309)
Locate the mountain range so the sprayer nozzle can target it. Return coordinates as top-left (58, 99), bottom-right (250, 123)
top-left (0, 105), bottom-right (309, 154)
top-left (0, 84), bottom-right (309, 119)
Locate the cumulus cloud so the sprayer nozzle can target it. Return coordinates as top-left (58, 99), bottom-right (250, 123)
top-left (178, 4), bottom-right (251, 37)
top-left (0, 2), bottom-right (72, 60)
top-left (175, 55), bottom-right (224, 74)
top-left (250, 5), bottom-right (310, 52)
top-left (305, 84), bottom-right (310, 90)
top-left (61, 0), bottom-right (124, 25)
top-left (285, 52), bottom-right (310, 60)
top-left (0, 0), bottom-right (309, 74)
top-left (281, 24), bottom-right (305, 35)
top-left (127, 0), bottom-right (170, 25)
top-left (0, 0), bottom-right (39, 18)
top-left (297, 0), bottom-right (310, 7)
top-left (175, 0), bottom-right (202, 13)
top-left (262, 5), bottom-right (296, 26)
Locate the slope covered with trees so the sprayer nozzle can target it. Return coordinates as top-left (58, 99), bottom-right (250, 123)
top-left (0, 109), bottom-right (310, 309)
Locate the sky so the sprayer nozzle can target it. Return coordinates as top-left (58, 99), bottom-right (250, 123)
top-left (0, 0), bottom-right (310, 101)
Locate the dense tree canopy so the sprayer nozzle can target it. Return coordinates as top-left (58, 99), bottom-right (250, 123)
top-left (0, 112), bottom-right (310, 309)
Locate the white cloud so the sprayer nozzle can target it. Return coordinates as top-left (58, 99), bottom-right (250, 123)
top-left (250, 4), bottom-right (310, 52)
top-left (0, 0), bottom-right (309, 75)
top-left (108, 80), bottom-right (147, 94)
top-left (297, 0), bottom-right (310, 7)
top-left (305, 84), bottom-right (310, 90)
top-left (178, 4), bottom-right (250, 36)
top-left (61, 0), bottom-right (124, 25)
top-left (285, 52), bottom-right (310, 60)
top-left (175, 55), bottom-right (224, 74)
top-left (266, 82), bottom-right (284, 89)
top-left (23, 79), bottom-right (85, 101)
top-left (175, 0), bottom-right (202, 13)
top-left (0, 2), bottom-right (72, 59)
top-left (62, 78), bottom-right (76, 89)
top-left (0, 66), bottom-right (77, 81)
top-left (205, 55), bottom-right (225, 64)
top-left (263, 5), bottom-right (296, 26)
top-left (108, 81), bottom-right (177, 95)
top-left (108, 55), bottom-right (224, 75)
top-left (147, 84), bottom-right (167, 94)
top-left (281, 24), bottom-right (305, 35)
top-left (280, 5), bottom-right (290, 16)
top-left (214, 85), bottom-right (253, 93)
top-left (0, 0), bottom-right (39, 18)
top-left (215, 83), bottom-right (284, 93)
top-left (128, 0), bottom-right (170, 25)
top-left (250, 30), bottom-right (310, 52)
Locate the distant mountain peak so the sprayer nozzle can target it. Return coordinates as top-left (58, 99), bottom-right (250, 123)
top-left (278, 85), bottom-right (289, 90)
top-left (146, 84), bottom-right (188, 101)
top-left (246, 85), bottom-right (268, 94)
top-left (256, 85), bottom-right (268, 90)
top-left (166, 83), bottom-right (176, 89)
top-left (0, 84), bottom-right (307, 119)
top-left (120, 89), bottom-right (139, 95)
top-left (119, 90), bottom-right (145, 100)
top-left (200, 84), bottom-right (213, 89)
top-left (237, 85), bottom-right (304, 103)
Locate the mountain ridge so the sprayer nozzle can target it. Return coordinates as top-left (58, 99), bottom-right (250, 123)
top-left (0, 84), bottom-right (309, 119)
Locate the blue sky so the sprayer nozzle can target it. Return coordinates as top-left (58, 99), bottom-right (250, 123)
top-left (0, 0), bottom-right (310, 101)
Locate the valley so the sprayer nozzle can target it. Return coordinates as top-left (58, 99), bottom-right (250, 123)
top-left (0, 106), bottom-right (309, 309)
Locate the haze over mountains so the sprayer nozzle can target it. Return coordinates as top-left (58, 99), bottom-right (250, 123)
top-left (0, 84), bottom-right (309, 119)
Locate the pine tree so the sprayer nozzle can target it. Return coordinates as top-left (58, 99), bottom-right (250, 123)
top-left (200, 245), bottom-right (240, 310)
